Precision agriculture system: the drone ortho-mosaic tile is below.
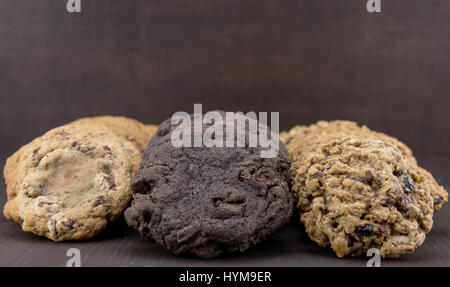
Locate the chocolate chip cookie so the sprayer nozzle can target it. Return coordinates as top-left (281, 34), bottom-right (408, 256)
top-left (282, 121), bottom-right (447, 258)
top-left (125, 112), bottom-right (293, 258)
top-left (3, 123), bottom-right (141, 241)
top-left (3, 116), bottom-right (157, 218)
top-left (71, 116), bottom-right (157, 152)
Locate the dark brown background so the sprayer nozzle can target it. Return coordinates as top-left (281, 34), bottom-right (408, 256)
top-left (0, 0), bottom-right (449, 266)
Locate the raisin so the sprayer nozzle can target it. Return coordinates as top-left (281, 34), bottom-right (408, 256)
top-left (381, 197), bottom-right (396, 207)
top-left (402, 175), bottom-right (415, 194)
top-left (359, 171), bottom-right (380, 186)
top-left (355, 225), bottom-right (373, 237)
top-left (393, 169), bottom-right (402, 177)
top-left (313, 172), bottom-right (324, 179)
top-left (434, 196), bottom-right (443, 205)
top-left (355, 224), bottom-right (386, 239)
top-left (103, 146), bottom-right (111, 151)
top-left (347, 236), bottom-right (355, 247)
top-left (395, 196), bottom-right (411, 213)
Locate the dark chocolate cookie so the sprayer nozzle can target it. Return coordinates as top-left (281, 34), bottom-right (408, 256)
top-left (125, 112), bottom-right (293, 258)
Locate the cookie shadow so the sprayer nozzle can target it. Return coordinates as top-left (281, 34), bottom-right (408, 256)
top-left (88, 216), bottom-right (131, 242)
top-left (122, 216), bottom-right (341, 266)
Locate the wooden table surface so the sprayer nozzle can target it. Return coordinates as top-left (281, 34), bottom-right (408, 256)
top-left (0, 153), bottom-right (449, 267)
top-left (0, 1), bottom-right (449, 266)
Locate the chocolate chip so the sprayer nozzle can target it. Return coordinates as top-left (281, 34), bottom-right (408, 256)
top-left (50, 220), bottom-right (58, 238)
top-left (71, 141), bottom-right (79, 147)
top-left (355, 224), bottom-right (386, 239)
top-left (93, 196), bottom-right (107, 207)
top-left (24, 189), bottom-right (32, 197)
top-left (62, 219), bottom-right (75, 230)
top-left (103, 146), bottom-right (111, 151)
top-left (106, 175), bottom-right (116, 189)
top-left (359, 171), bottom-right (380, 186)
top-left (25, 188), bottom-right (39, 198)
top-left (402, 175), bottom-right (415, 194)
top-left (78, 146), bottom-right (95, 153)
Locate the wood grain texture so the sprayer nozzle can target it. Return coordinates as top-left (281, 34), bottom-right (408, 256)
top-left (0, 206), bottom-right (449, 267)
top-left (0, 0), bottom-right (449, 266)
top-left (0, 0), bottom-right (449, 157)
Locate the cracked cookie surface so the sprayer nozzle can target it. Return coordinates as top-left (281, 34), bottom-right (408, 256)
top-left (281, 121), bottom-right (447, 258)
top-left (3, 123), bottom-right (140, 241)
top-left (125, 112), bottom-right (293, 258)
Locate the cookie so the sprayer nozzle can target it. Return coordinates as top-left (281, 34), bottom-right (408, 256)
top-left (125, 112), bottom-right (293, 258)
top-left (280, 120), bottom-right (415, 163)
top-left (281, 121), bottom-right (447, 210)
top-left (4, 137), bottom-right (43, 210)
top-left (282, 121), bottom-right (447, 258)
top-left (3, 116), bottom-right (157, 216)
top-left (71, 116), bottom-right (157, 152)
top-left (3, 123), bottom-right (140, 241)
